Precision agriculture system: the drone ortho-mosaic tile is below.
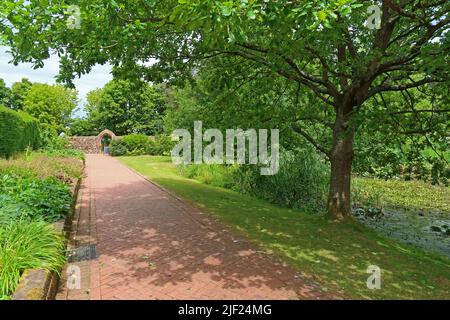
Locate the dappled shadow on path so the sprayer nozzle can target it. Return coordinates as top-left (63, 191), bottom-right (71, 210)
top-left (88, 157), bottom-right (337, 300)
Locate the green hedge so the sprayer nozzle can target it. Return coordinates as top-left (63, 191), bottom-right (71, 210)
top-left (110, 134), bottom-right (175, 157)
top-left (0, 106), bottom-right (41, 158)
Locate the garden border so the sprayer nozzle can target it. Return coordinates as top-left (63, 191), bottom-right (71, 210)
top-left (11, 172), bottom-right (83, 300)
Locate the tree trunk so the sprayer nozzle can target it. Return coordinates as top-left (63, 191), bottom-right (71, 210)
top-left (327, 105), bottom-right (355, 220)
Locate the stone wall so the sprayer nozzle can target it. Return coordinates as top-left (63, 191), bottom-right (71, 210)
top-left (69, 136), bottom-right (100, 154)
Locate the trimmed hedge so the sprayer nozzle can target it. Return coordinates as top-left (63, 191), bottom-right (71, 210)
top-left (0, 106), bottom-right (41, 158)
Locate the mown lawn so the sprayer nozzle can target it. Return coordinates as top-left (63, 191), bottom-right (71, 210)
top-left (119, 156), bottom-right (450, 299)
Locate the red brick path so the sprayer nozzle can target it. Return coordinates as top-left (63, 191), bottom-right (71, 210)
top-left (56, 154), bottom-right (335, 300)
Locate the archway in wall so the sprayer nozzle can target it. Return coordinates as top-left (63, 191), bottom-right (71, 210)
top-left (96, 129), bottom-right (117, 154)
top-left (69, 129), bottom-right (118, 154)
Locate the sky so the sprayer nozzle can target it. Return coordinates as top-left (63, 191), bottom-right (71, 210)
top-left (0, 46), bottom-right (112, 117)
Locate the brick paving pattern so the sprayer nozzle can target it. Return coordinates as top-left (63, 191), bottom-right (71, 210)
top-left (56, 154), bottom-right (336, 300)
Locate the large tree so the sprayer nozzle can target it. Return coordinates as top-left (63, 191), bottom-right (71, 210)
top-left (165, 59), bottom-right (449, 185)
top-left (1, 0), bottom-right (448, 219)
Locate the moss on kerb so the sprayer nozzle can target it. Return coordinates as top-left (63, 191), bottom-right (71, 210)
top-left (25, 288), bottom-right (45, 300)
top-left (12, 269), bottom-right (48, 300)
top-left (14, 269), bottom-right (33, 291)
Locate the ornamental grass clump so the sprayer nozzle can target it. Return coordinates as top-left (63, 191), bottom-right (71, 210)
top-left (0, 219), bottom-right (66, 297)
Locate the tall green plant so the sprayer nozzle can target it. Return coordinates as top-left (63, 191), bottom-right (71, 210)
top-left (234, 148), bottom-right (329, 213)
top-left (0, 219), bottom-right (66, 297)
top-left (178, 147), bottom-right (329, 213)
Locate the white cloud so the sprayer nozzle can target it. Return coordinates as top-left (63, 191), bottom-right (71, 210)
top-left (0, 46), bottom-right (112, 117)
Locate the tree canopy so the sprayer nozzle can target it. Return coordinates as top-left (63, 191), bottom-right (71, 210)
top-left (76, 79), bottom-right (166, 136)
top-left (10, 78), bottom-right (32, 110)
top-left (23, 83), bottom-right (77, 133)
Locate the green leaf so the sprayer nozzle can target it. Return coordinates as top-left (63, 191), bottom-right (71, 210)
top-left (317, 10), bottom-right (327, 21)
top-left (247, 10), bottom-right (256, 20)
top-left (109, 0), bottom-right (119, 9)
top-left (228, 31), bottom-right (236, 43)
top-left (340, 6), bottom-right (351, 15)
top-left (221, 5), bottom-right (232, 17)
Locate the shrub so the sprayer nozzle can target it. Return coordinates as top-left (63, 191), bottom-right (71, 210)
top-left (233, 147), bottom-right (329, 213)
top-left (178, 164), bottom-right (237, 188)
top-left (152, 135), bottom-right (176, 156)
top-left (0, 219), bottom-right (66, 297)
top-left (110, 139), bottom-right (128, 156)
top-left (110, 134), bottom-right (176, 157)
top-left (0, 175), bottom-right (72, 224)
top-left (0, 105), bottom-right (41, 158)
top-left (353, 131), bottom-right (449, 186)
top-left (17, 111), bottom-right (41, 151)
top-left (122, 134), bottom-right (151, 155)
top-left (145, 139), bottom-right (158, 155)
top-left (177, 147), bottom-right (329, 213)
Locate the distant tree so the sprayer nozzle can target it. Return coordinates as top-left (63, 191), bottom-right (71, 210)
top-left (10, 78), bottom-right (32, 110)
top-left (85, 79), bottom-right (166, 136)
top-left (68, 118), bottom-right (99, 136)
top-left (23, 83), bottom-right (77, 133)
top-left (163, 63), bottom-right (303, 147)
top-left (0, 78), bottom-right (11, 108)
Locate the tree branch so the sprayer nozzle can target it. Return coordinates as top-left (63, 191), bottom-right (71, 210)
top-left (367, 77), bottom-right (444, 98)
top-left (291, 123), bottom-right (330, 157)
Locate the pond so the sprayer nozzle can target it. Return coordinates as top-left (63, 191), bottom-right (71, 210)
top-left (353, 207), bottom-right (450, 258)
